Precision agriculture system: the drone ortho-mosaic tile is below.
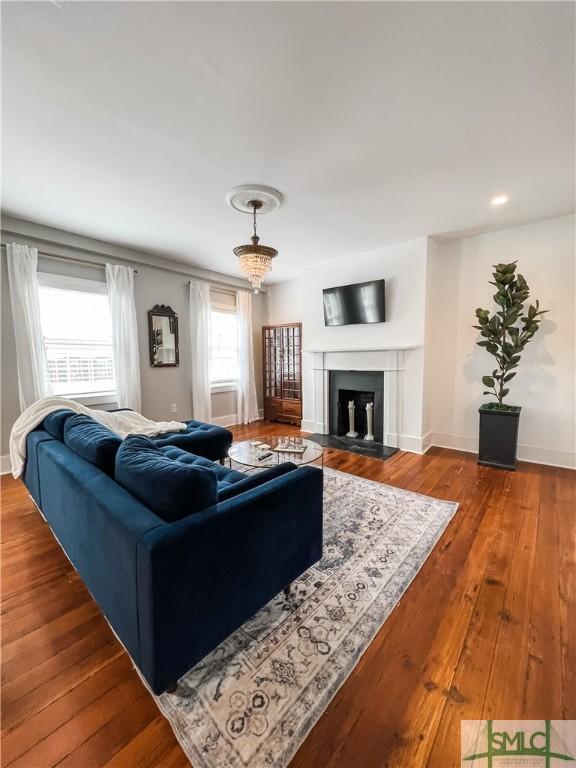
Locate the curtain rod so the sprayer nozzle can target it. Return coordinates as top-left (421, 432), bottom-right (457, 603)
top-left (1, 241), bottom-right (263, 293)
top-left (43, 251), bottom-right (138, 273)
top-left (190, 280), bottom-right (245, 296)
top-left (35, 249), bottom-right (137, 273)
top-left (1, 243), bottom-right (138, 273)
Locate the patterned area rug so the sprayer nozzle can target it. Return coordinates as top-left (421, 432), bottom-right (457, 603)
top-left (151, 467), bottom-right (458, 768)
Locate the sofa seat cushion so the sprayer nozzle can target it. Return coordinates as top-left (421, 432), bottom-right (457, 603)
top-left (43, 408), bottom-right (76, 440)
top-left (159, 446), bottom-right (245, 494)
top-left (63, 414), bottom-right (122, 476)
top-left (116, 436), bottom-right (218, 522)
top-left (151, 420), bottom-right (233, 461)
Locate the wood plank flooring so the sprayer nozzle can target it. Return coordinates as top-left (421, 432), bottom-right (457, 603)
top-left (1, 422), bottom-right (574, 767)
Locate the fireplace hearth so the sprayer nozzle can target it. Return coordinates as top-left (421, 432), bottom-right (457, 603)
top-left (308, 433), bottom-right (398, 460)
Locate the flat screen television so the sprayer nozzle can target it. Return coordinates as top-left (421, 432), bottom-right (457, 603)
top-left (323, 279), bottom-right (386, 326)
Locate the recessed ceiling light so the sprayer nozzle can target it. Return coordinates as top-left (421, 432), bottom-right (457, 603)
top-left (491, 194), bottom-right (509, 206)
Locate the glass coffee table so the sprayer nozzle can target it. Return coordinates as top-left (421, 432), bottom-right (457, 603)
top-left (228, 436), bottom-right (324, 471)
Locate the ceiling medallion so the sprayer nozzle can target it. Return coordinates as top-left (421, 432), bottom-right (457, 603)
top-left (227, 185), bottom-right (282, 292)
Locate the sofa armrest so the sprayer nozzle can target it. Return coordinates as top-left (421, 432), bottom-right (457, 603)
top-left (136, 465), bottom-right (323, 693)
top-left (218, 461), bottom-right (297, 501)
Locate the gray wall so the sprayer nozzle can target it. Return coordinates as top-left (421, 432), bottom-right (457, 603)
top-left (1, 218), bottom-right (267, 456)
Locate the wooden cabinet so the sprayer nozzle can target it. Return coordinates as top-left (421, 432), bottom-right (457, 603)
top-left (263, 323), bottom-right (302, 424)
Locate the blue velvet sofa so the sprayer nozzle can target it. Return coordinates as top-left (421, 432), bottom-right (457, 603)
top-left (23, 411), bottom-right (323, 694)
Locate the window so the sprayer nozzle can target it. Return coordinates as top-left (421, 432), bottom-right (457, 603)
top-left (38, 273), bottom-right (116, 399)
top-left (210, 291), bottom-right (238, 387)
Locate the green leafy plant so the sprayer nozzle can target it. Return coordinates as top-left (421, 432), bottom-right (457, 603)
top-left (474, 262), bottom-right (547, 408)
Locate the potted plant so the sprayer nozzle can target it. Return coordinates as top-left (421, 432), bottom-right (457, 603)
top-left (474, 262), bottom-right (547, 470)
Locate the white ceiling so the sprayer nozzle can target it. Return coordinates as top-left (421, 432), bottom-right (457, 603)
top-left (2, 1), bottom-right (574, 282)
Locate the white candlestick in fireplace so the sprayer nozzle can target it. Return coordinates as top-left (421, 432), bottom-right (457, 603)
top-left (364, 402), bottom-right (375, 442)
top-left (346, 400), bottom-right (359, 438)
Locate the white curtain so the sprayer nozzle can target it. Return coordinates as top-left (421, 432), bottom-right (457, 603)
top-left (237, 290), bottom-right (259, 424)
top-left (189, 280), bottom-right (212, 422)
top-left (106, 264), bottom-right (141, 411)
top-left (6, 243), bottom-right (52, 409)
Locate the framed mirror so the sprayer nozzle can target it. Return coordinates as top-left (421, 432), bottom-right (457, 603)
top-left (148, 305), bottom-right (179, 367)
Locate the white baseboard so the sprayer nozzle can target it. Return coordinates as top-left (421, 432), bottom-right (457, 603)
top-left (516, 442), bottom-right (576, 469)
top-left (211, 414), bottom-right (239, 427)
top-left (429, 431), bottom-right (576, 470)
top-left (296, 426), bottom-right (574, 469)
top-left (1, 455), bottom-right (11, 475)
top-left (384, 432), bottom-right (399, 449)
top-left (421, 431), bottom-right (433, 454)
top-left (300, 420), bottom-right (321, 434)
top-left (211, 409), bottom-right (264, 429)
top-left (398, 433), bottom-right (428, 454)
top-left (429, 432), bottom-right (477, 454)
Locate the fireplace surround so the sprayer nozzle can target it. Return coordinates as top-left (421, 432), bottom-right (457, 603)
top-left (301, 347), bottom-right (421, 452)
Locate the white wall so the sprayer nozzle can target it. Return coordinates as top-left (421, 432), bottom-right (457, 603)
top-left (426, 214), bottom-right (575, 468)
top-left (297, 237), bottom-right (429, 450)
top-left (301, 237), bottom-right (428, 351)
top-left (267, 279), bottom-right (302, 326)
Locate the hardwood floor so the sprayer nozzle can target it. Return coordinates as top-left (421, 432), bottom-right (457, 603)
top-left (1, 422), bottom-right (574, 767)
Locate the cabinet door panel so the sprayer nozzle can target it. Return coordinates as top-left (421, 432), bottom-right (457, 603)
top-left (263, 323), bottom-right (302, 420)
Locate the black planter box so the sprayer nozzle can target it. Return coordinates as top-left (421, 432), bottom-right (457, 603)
top-left (478, 406), bottom-right (521, 470)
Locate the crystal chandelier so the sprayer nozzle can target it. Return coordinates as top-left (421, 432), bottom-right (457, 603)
top-left (233, 200), bottom-right (278, 292)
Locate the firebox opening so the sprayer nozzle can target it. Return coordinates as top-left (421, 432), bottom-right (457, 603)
top-left (328, 370), bottom-right (385, 445)
top-left (336, 389), bottom-right (375, 439)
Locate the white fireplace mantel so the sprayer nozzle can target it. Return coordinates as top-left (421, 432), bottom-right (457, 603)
top-left (301, 346), bottom-right (421, 448)
top-left (302, 345), bottom-right (419, 353)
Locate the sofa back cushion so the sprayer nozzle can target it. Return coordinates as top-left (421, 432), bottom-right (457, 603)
top-left (63, 414), bottom-right (122, 477)
top-left (43, 408), bottom-right (76, 440)
top-left (115, 435), bottom-right (218, 522)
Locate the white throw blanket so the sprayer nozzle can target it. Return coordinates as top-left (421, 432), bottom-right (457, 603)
top-left (10, 396), bottom-right (187, 478)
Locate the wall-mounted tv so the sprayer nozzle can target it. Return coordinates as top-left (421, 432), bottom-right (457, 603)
top-left (323, 279), bottom-right (386, 326)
